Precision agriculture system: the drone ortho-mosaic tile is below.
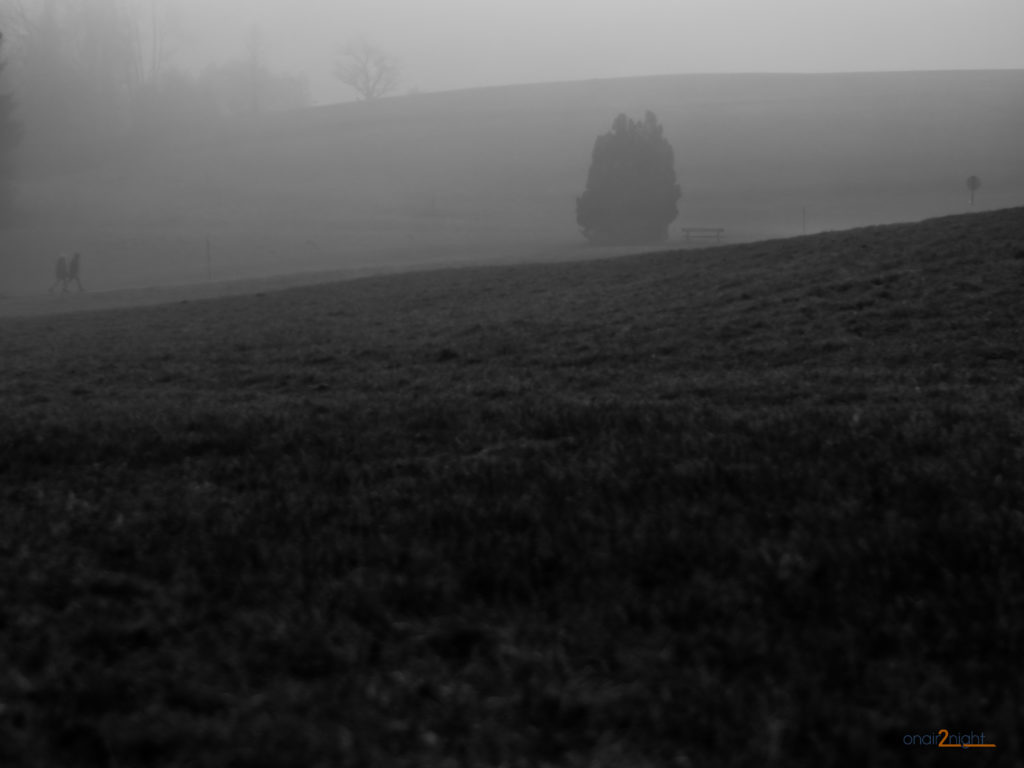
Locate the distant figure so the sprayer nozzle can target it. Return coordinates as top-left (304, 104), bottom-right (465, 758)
top-left (67, 252), bottom-right (84, 292)
top-left (49, 254), bottom-right (69, 294)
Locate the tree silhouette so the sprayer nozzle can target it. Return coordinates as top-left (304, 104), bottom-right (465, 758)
top-left (334, 40), bottom-right (400, 101)
top-left (576, 111), bottom-right (680, 244)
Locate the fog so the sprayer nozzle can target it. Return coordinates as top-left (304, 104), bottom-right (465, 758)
top-left (144, 0), bottom-right (1024, 102)
top-left (1, 0), bottom-right (1023, 302)
top-left (7, 0), bottom-right (1024, 104)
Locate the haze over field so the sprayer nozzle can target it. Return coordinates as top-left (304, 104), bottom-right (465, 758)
top-left (1, 1), bottom-right (1023, 299)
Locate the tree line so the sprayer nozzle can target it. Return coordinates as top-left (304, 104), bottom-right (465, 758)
top-left (1, 3), bottom-right (681, 244)
top-left (0, 3), bottom-right (311, 168)
top-left (0, 1), bottom-right (405, 220)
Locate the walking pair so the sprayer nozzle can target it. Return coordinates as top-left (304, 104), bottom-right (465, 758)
top-left (50, 252), bottom-right (84, 293)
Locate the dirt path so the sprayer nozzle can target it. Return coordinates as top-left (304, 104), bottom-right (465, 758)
top-left (0, 241), bottom-right (689, 320)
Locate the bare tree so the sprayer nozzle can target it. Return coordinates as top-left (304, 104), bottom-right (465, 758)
top-left (333, 39), bottom-right (400, 101)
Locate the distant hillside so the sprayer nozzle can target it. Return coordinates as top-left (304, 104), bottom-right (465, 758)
top-left (3, 70), bottom-right (1023, 294)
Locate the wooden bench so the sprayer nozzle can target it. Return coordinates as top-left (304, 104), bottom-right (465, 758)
top-left (680, 227), bottom-right (725, 242)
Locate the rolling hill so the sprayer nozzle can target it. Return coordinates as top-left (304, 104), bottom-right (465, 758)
top-left (1, 207), bottom-right (1023, 765)
top-left (3, 69), bottom-right (1023, 296)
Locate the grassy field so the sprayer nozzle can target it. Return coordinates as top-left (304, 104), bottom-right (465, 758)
top-left (1, 207), bottom-right (1024, 766)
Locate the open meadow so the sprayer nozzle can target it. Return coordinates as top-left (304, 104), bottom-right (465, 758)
top-left (1, 207), bottom-right (1023, 766)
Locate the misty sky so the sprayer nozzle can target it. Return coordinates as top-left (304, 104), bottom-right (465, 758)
top-left (15, 0), bottom-right (1024, 103)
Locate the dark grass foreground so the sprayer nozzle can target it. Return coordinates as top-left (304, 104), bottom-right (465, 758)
top-left (2, 209), bottom-right (1024, 766)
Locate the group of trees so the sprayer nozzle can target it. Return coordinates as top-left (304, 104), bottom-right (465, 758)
top-left (131, 25), bottom-right (311, 142)
top-left (0, 0), bottom-right (404, 222)
top-left (577, 110), bottom-right (681, 244)
top-left (0, 0), bottom-right (401, 152)
top-left (0, 3), bottom-right (316, 164)
top-left (0, 0), bottom-right (405, 222)
top-left (0, 5), bottom-right (311, 172)
top-left (2, 0), bottom-right (179, 163)
top-left (2, 3), bottom-right (678, 240)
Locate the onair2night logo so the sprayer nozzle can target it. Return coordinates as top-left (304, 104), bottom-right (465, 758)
top-left (903, 729), bottom-right (995, 749)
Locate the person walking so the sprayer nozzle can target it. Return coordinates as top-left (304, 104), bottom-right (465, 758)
top-left (67, 252), bottom-right (84, 292)
top-left (49, 254), bottom-right (69, 294)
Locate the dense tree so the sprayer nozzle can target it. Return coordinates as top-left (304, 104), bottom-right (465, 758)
top-left (5, 6), bottom-right (309, 160)
top-left (0, 30), bottom-right (21, 221)
top-left (576, 111), bottom-right (681, 244)
top-left (8, 0), bottom-right (178, 98)
top-left (334, 39), bottom-right (400, 101)
top-left (4, 0), bottom-right (139, 167)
